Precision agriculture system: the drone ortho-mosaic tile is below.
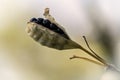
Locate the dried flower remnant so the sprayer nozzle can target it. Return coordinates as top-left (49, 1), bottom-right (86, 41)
top-left (26, 8), bottom-right (81, 50)
top-left (26, 8), bottom-right (119, 70)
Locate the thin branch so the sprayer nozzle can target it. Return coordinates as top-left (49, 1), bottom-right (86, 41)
top-left (70, 55), bottom-right (104, 66)
top-left (82, 36), bottom-right (107, 65)
top-left (79, 42), bottom-right (108, 66)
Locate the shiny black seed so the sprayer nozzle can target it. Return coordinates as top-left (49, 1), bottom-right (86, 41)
top-left (50, 23), bottom-right (58, 30)
top-left (43, 19), bottom-right (51, 27)
top-left (50, 23), bottom-right (70, 39)
top-left (30, 18), bottom-right (37, 22)
top-left (36, 18), bottom-right (44, 24)
top-left (56, 28), bottom-right (64, 34)
top-left (50, 23), bottom-right (64, 34)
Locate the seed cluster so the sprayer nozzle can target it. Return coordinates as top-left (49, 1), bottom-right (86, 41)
top-left (30, 18), bottom-right (70, 39)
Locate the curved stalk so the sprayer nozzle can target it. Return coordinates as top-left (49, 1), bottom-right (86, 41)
top-left (78, 45), bottom-right (108, 66)
top-left (73, 36), bottom-right (108, 66)
top-left (70, 55), bottom-right (105, 66)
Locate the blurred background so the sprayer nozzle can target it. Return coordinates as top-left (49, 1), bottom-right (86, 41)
top-left (0, 0), bottom-right (120, 80)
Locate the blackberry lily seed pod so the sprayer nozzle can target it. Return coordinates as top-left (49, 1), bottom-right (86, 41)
top-left (26, 8), bottom-right (83, 50)
top-left (26, 22), bottom-right (82, 50)
top-left (26, 8), bottom-right (111, 67)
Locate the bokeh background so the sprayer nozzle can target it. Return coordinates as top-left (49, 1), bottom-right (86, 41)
top-left (0, 0), bottom-right (120, 80)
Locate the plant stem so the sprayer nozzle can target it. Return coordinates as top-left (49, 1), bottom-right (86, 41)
top-left (73, 36), bottom-right (108, 66)
top-left (79, 45), bottom-right (108, 66)
top-left (70, 55), bottom-right (105, 66)
top-left (82, 36), bottom-right (106, 64)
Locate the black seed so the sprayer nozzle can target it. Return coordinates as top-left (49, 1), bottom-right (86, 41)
top-left (50, 23), bottom-right (58, 30)
top-left (30, 18), bottom-right (37, 22)
top-left (43, 19), bottom-right (51, 27)
top-left (50, 23), bottom-right (64, 34)
top-left (36, 18), bottom-right (44, 24)
top-left (50, 23), bottom-right (70, 39)
top-left (56, 28), bottom-right (64, 34)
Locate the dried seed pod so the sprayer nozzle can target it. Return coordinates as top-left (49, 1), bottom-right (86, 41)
top-left (26, 8), bottom-right (109, 67)
top-left (26, 8), bottom-right (82, 50)
top-left (26, 22), bottom-right (81, 50)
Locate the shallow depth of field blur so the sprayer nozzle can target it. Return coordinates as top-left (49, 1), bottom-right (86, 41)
top-left (0, 0), bottom-right (120, 80)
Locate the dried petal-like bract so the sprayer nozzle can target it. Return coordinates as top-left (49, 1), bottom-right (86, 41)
top-left (26, 22), bottom-right (81, 50)
top-left (26, 8), bottom-right (82, 50)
